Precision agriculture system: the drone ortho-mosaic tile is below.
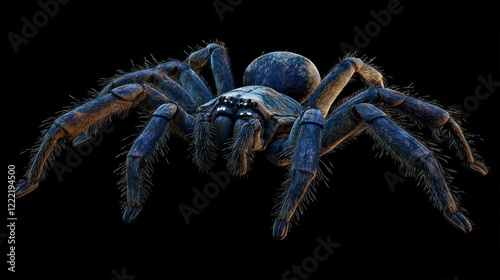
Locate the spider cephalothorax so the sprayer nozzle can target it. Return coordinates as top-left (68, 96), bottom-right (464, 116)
top-left (17, 42), bottom-right (488, 240)
top-left (199, 86), bottom-right (303, 175)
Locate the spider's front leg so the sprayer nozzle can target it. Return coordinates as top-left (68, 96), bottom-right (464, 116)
top-left (269, 56), bottom-right (386, 239)
top-left (122, 102), bottom-right (195, 222)
top-left (270, 108), bottom-right (324, 240)
top-left (17, 57), bottom-right (216, 199)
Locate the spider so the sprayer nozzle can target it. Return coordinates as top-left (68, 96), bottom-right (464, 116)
top-left (17, 41), bottom-right (489, 240)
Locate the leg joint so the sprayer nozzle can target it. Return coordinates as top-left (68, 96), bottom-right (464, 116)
top-left (344, 57), bottom-right (364, 72)
top-left (152, 103), bottom-right (178, 120)
top-left (354, 103), bottom-right (386, 122)
top-left (156, 61), bottom-right (191, 77)
top-left (299, 108), bottom-right (324, 128)
top-left (111, 84), bottom-right (145, 102)
top-left (376, 88), bottom-right (406, 106)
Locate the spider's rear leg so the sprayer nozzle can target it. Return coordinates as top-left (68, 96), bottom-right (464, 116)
top-left (389, 94), bottom-right (488, 175)
top-left (353, 103), bottom-right (472, 232)
top-left (316, 87), bottom-right (488, 231)
top-left (16, 84), bottom-right (169, 198)
top-left (324, 87), bottom-right (488, 176)
top-left (123, 103), bottom-right (195, 222)
top-left (354, 87), bottom-right (489, 175)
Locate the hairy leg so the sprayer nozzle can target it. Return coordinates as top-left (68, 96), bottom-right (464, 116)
top-left (272, 108), bottom-right (324, 240)
top-left (123, 103), bottom-right (194, 222)
top-left (306, 56), bottom-right (385, 117)
top-left (187, 42), bottom-right (235, 96)
top-left (17, 84), bottom-right (169, 197)
top-left (353, 103), bottom-right (472, 232)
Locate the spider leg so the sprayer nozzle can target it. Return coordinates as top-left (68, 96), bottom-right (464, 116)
top-left (272, 108), bottom-right (324, 240)
top-left (352, 103), bottom-right (472, 232)
top-left (100, 61), bottom-right (213, 106)
top-left (304, 55), bottom-right (487, 174)
top-left (269, 86), bottom-right (485, 238)
top-left (324, 87), bottom-right (487, 175)
top-left (317, 88), bottom-right (488, 231)
top-left (123, 103), bottom-right (194, 222)
top-left (322, 88), bottom-right (487, 230)
top-left (74, 61), bottom-right (212, 146)
top-left (385, 91), bottom-right (489, 175)
top-left (306, 56), bottom-right (385, 117)
top-left (310, 86), bottom-right (488, 175)
top-left (187, 42), bottom-right (235, 96)
top-left (16, 84), bottom-right (170, 198)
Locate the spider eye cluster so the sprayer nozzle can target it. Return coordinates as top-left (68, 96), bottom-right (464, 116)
top-left (213, 95), bottom-right (264, 121)
top-left (209, 95), bottom-right (266, 151)
top-left (220, 96), bottom-right (234, 106)
top-left (219, 96), bottom-right (257, 108)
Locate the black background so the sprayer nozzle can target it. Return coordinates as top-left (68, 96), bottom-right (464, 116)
top-left (4, 1), bottom-right (499, 279)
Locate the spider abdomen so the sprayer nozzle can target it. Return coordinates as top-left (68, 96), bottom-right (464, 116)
top-left (243, 51), bottom-right (321, 103)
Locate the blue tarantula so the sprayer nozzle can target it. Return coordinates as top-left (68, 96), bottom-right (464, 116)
top-left (17, 42), bottom-right (488, 240)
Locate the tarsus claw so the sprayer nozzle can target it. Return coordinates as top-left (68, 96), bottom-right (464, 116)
top-left (467, 161), bottom-right (489, 176)
top-left (72, 134), bottom-right (92, 147)
top-left (16, 180), bottom-right (39, 198)
top-left (123, 206), bottom-right (143, 223)
top-left (272, 219), bottom-right (290, 240)
top-left (445, 210), bottom-right (473, 233)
